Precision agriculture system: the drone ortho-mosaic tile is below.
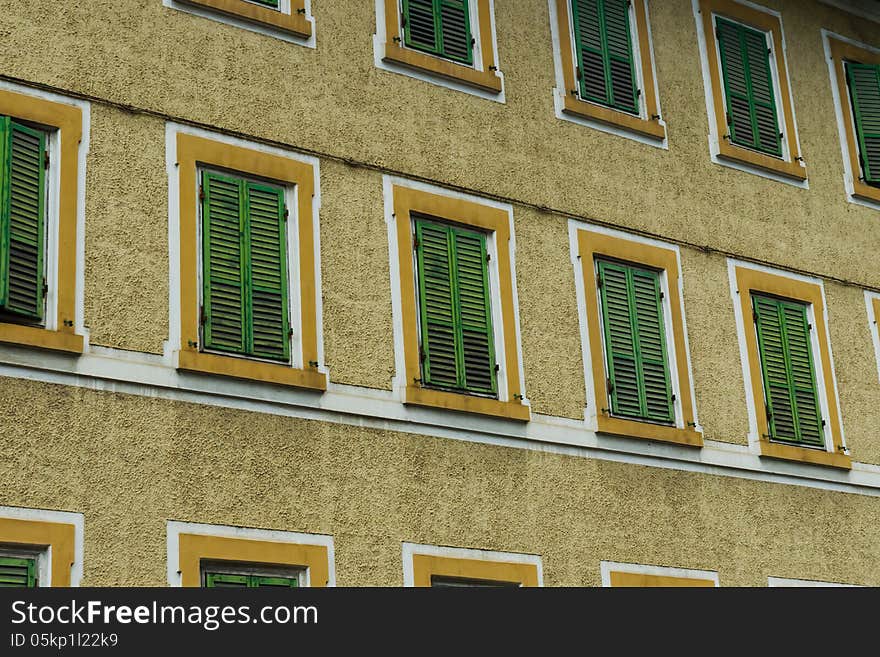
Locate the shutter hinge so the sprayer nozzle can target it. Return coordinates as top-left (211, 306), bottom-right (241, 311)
top-left (309, 360), bottom-right (319, 368)
top-left (42, 282), bottom-right (48, 298)
top-left (283, 206), bottom-right (289, 221)
top-left (187, 340), bottom-right (198, 348)
top-left (513, 393), bottom-right (524, 400)
top-left (671, 394), bottom-right (676, 403)
top-left (413, 236), bottom-right (420, 250)
top-left (199, 185), bottom-right (205, 201)
top-left (296, 7), bottom-right (306, 13)
top-left (419, 347), bottom-right (427, 362)
top-left (288, 328), bottom-right (294, 339)
top-left (489, 65), bottom-right (498, 71)
top-left (199, 305), bottom-right (206, 325)
top-left (471, 37), bottom-right (476, 46)
top-left (43, 151), bottom-right (49, 170)
top-left (821, 418), bottom-right (826, 427)
top-left (752, 310), bottom-right (759, 323)
top-left (606, 378), bottom-right (614, 394)
top-left (637, 88), bottom-right (642, 97)
top-left (576, 66), bottom-right (582, 80)
top-left (401, 14), bottom-right (406, 28)
top-left (597, 274), bottom-right (603, 289)
top-left (659, 291), bottom-right (665, 300)
top-left (808, 323), bottom-right (813, 331)
top-left (485, 251), bottom-right (491, 262)
top-left (393, 36), bottom-right (402, 43)
top-left (767, 47), bottom-right (771, 55)
top-left (494, 363), bottom-right (500, 373)
top-left (779, 132), bottom-right (784, 140)
top-left (651, 114), bottom-right (661, 121)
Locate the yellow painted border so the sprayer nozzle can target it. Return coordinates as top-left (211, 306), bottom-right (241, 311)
top-left (178, 533), bottom-right (330, 587)
top-left (576, 229), bottom-right (702, 447)
top-left (382, 0), bottom-right (502, 93)
top-left (827, 36), bottom-right (880, 205)
top-left (175, 133), bottom-right (326, 391)
top-left (555, 0), bottom-right (665, 140)
top-left (176, 0), bottom-right (312, 39)
top-left (0, 517), bottom-right (76, 587)
top-left (609, 571), bottom-right (716, 587)
top-left (0, 90), bottom-right (83, 354)
top-left (733, 266), bottom-right (850, 469)
top-left (393, 185), bottom-right (529, 421)
top-left (699, 0), bottom-right (806, 180)
top-left (411, 554), bottom-right (539, 587)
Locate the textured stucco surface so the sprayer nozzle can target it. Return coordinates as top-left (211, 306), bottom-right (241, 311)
top-left (1, 378), bottom-right (878, 586)
top-left (84, 106), bottom-right (168, 353)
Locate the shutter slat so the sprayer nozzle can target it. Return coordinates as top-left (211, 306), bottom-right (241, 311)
top-left (846, 62), bottom-right (880, 184)
top-left (0, 119), bottom-right (46, 320)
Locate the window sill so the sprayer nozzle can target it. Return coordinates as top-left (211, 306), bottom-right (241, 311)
top-left (852, 180), bottom-right (880, 205)
top-left (759, 441), bottom-right (852, 470)
top-left (562, 95), bottom-right (666, 141)
top-left (176, 349), bottom-right (327, 391)
top-left (0, 323), bottom-right (83, 354)
top-left (597, 415), bottom-right (703, 447)
top-left (717, 140), bottom-right (807, 181)
top-left (382, 43), bottom-right (502, 93)
top-left (176, 0), bottom-right (312, 38)
top-left (405, 385), bottom-right (530, 422)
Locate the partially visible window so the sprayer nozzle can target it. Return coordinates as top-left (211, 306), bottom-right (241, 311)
top-left (715, 17), bottom-right (782, 157)
top-left (202, 563), bottom-right (302, 588)
top-left (431, 576), bottom-right (518, 588)
top-left (597, 259), bottom-right (673, 425)
top-left (402, 0), bottom-right (474, 65)
top-left (751, 294), bottom-right (824, 448)
top-left (0, 116), bottom-right (48, 324)
top-left (249, 0), bottom-right (279, 7)
top-left (200, 169), bottom-right (291, 364)
top-left (844, 61), bottom-right (880, 187)
top-left (414, 215), bottom-right (497, 398)
top-left (0, 555), bottom-right (37, 588)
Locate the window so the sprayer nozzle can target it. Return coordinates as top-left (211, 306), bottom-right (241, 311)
top-left (0, 88), bottom-right (85, 354)
top-left (171, 128), bottom-right (326, 391)
top-left (168, 0), bottom-right (313, 40)
top-left (695, 0), bottom-right (805, 181)
top-left (0, 507), bottom-right (83, 587)
top-left (731, 263), bottom-right (849, 469)
top-left (388, 180), bottom-right (529, 421)
top-left (825, 34), bottom-right (880, 206)
top-left (574, 226), bottom-right (702, 447)
top-left (551, 0), bottom-right (665, 141)
top-left (601, 562), bottom-right (719, 587)
top-left (167, 521), bottom-right (334, 587)
top-left (378, 0), bottom-right (502, 94)
top-left (403, 543), bottom-right (542, 587)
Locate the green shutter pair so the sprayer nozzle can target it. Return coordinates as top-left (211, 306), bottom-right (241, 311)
top-left (752, 294), bottom-right (824, 447)
top-left (205, 572), bottom-right (299, 588)
top-left (715, 17), bottom-right (782, 157)
top-left (845, 62), bottom-right (880, 186)
top-left (414, 215), bottom-right (497, 396)
top-left (201, 171), bottom-right (291, 362)
top-left (0, 116), bottom-right (47, 322)
top-left (597, 260), bottom-right (674, 423)
top-left (570, 0), bottom-right (639, 115)
top-left (402, 0), bottom-right (474, 65)
top-left (0, 556), bottom-right (37, 588)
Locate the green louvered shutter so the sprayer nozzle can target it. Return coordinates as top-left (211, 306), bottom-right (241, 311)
top-left (0, 556), bottom-right (36, 588)
top-left (204, 572), bottom-right (298, 587)
top-left (0, 117), bottom-right (46, 321)
top-left (598, 260), bottom-right (674, 423)
top-left (415, 216), bottom-right (496, 396)
top-left (402, 0), bottom-right (474, 65)
top-left (571, 0), bottom-right (639, 114)
top-left (716, 17), bottom-right (781, 156)
top-left (845, 62), bottom-right (880, 186)
top-left (202, 172), bottom-right (290, 362)
top-left (752, 294), bottom-right (824, 447)
top-left (251, 575), bottom-right (299, 588)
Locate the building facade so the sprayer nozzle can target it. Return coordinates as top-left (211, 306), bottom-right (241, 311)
top-left (0, 0), bottom-right (879, 587)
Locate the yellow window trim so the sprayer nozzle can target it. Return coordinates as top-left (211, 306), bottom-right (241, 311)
top-left (392, 185), bottom-right (529, 422)
top-left (699, 0), bottom-right (806, 181)
top-left (177, 533), bottom-right (330, 587)
top-left (176, 0), bottom-right (312, 39)
top-left (175, 133), bottom-right (326, 391)
top-left (827, 36), bottom-right (880, 205)
top-left (411, 554), bottom-right (540, 587)
top-left (733, 266), bottom-right (850, 470)
top-left (0, 89), bottom-right (83, 354)
top-left (381, 0), bottom-right (502, 93)
top-left (0, 516), bottom-right (76, 587)
top-left (609, 571), bottom-right (716, 587)
top-left (554, 0), bottom-right (665, 140)
top-left (576, 228), bottom-right (703, 448)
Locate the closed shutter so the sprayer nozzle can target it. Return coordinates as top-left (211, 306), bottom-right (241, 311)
top-left (752, 294), bottom-right (824, 447)
top-left (402, 0), bottom-right (474, 65)
top-left (414, 216), bottom-right (497, 396)
top-left (716, 17), bottom-right (782, 156)
top-left (204, 572), bottom-right (299, 587)
top-left (0, 117), bottom-right (46, 321)
top-left (204, 572), bottom-right (249, 587)
top-left (597, 260), bottom-right (674, 423)
top-left (845, 62), bottom-right (880, 185)
top-left (201, 171), bottom-right (290, 362)
top-left (0, 556), bottom-right (36, 588)
top-left (571, 0), bottom-right (639, 114)
top-left (251, 575), bottom-right (299, 588)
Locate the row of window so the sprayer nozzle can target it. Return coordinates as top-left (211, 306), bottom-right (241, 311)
top-left (173, 0), bottom-right (880, 199)
top-left (0, 513), bottom-right (854, 587)
top-left (0, 90), bottom-right (874, 471)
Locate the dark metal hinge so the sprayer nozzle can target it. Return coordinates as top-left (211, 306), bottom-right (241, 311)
top-left (297, 7), bottom-right (306, 13)
top-left (198, 186), bottom-right (205, 201)
top-left (42, 282), bottom-right (48, 298)
top-left (413, 236), bottom-right (420, 250)
top-left (494, 363), bottom-right (500, 373)
top-left (309, 360), bottom-right (319, 368)
top-left (607, 378), bottom-right (614, 394)
top-left (576, 66), bottom-right (582, 80)
top-left (486, 252), bottom-right (491, 262)
top-left (283, 207), bottom-right (289, 221)
top-left (419, 347), bottom-right (426, 362)
top-left (43, 151), bottom-right (49, 170)
top-left (199, 305), bottom-right (206, 325)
